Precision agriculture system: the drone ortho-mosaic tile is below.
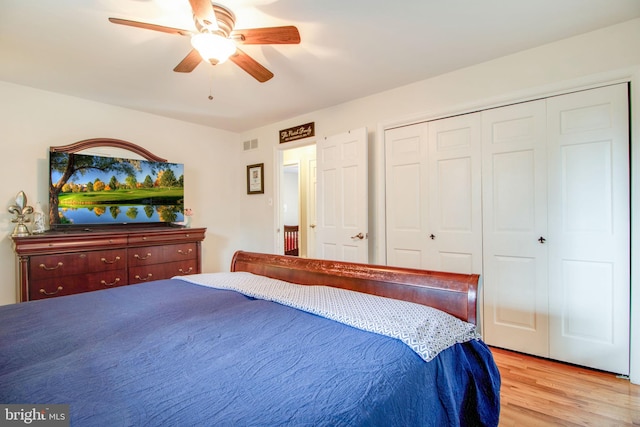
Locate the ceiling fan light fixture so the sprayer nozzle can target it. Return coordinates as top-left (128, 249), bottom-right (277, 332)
top-left (191, 33), bottom-right (236, 65)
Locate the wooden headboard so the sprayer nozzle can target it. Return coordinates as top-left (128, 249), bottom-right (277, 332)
top-left (230, 251), bottom-right (479, 324)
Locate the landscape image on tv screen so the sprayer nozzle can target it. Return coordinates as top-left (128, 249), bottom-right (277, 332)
top-left (49, 152), bottom-right (184, 227)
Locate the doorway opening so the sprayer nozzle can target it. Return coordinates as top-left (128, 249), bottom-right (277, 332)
top-left (276, 143), bottom-right (316, 258)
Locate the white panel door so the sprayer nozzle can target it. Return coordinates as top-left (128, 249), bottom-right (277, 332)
top-left (316, 127), bottom-right (368, 263)
top-left (427, 114), bottom-right (483, 274)
top-left (482, 100), bottom-right (549, 356)
top-left (547, 84), bottom-right (629, 374)
top-left (385, 115), bottom-right (481, 273)
top-left (384, 123), bottom-right (429, 268)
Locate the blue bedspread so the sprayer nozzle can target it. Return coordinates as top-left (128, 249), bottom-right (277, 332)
top-left (0, 279), bottom-right (500, 426)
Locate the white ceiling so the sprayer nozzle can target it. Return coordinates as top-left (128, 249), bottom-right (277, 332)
top-left (2, 0), bottom-right (640, 133)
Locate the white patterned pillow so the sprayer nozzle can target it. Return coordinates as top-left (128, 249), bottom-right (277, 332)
top-left (178, 272), bottom-right (480, 362)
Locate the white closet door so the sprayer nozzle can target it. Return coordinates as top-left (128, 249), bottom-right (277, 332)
top-left (547, 84), bottom-right (630, 374)
top-left (482, 100), bottom-right (549, 356)
top-left (427, 114), bottom-right (483, 274)
top-left (384, 123), bottom-right (429, 268)
top-left (385, 114), bottom-right (482, 273)
top-left (385, 84), bottom-right (629, 374)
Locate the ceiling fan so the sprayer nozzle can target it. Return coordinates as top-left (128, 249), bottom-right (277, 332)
top-left (109, 0), bottom-right (300, 82)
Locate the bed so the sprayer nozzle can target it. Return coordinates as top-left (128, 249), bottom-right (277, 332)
top-left (0, 251), bottom-right (500, 426)
top-left (284, 224), bottom-right (299, 256)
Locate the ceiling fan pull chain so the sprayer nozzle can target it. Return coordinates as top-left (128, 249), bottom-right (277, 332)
top-left (208, 71), bottom-right (214, 100)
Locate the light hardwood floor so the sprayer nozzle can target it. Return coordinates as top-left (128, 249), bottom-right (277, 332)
top-left (491, 347), bottom-right (640, 426)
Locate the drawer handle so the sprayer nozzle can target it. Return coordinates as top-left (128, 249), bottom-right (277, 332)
top-left (100, 278), bottom-right (121, 287)
top-left (177, 249), bottom-right (193, 256)
top-left (39, 262), bottom-right (63, 271)
top-left (178, 267), bottom-right (193, 274)
top-left (134, 253), bottom-right (152, 260)
top-left (101, 256), bottom-right (121, 264)
top-left (135, 273), bottom-right (153, 281)
top-left (40, 286), bottom-right (63, 296)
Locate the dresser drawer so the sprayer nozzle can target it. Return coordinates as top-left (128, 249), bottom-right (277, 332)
top-left (163, 243), bottom-right (197, 262)
top-left (128, 246), bottom-right (164, 266)
top-left (29, 269), bottom-right (128, 300)
top-left (30, 249), bottom-right (126, 280)
top-left (129, 259), bottom-right (198, 284)
top-left (29, 253), bottom-right (88, 280)
top-left (88, 249), bottom-right (127, 271)
top-left (167, 259), bottom-right (198, 277)
top-left (128, 243), bottom-right (196, 266)
top-left (18, 236), bottom-right (127, 254)
top-left (128, 230), bottom-right (202, 245)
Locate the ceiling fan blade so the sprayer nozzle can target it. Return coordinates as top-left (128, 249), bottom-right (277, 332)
top-left (229, 48), bottom-right (274, 82)
top-left (232, 26), bottom-right (300, 45)
top-left (189, 0), bottom-right (219, 31)
top-left (174, 49), bottom-right (203, 73)
top-left (108, 17), bottom-right (192, 36)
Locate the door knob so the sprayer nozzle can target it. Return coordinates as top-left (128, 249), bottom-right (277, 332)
top-left (309, 224), bottom-right (316, 229)
top-left (538, 236), bottom-right (546, 244)
top-left (351, 232), bottom-right (365, 240)
top-left (429, 234), bottom-right (436, 240)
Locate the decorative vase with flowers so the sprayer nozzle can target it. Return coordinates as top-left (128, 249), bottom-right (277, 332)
top-left (184, 208), bottom-right (193, 228)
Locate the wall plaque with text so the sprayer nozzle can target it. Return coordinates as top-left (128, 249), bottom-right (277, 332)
top-left (279, 122), bottom-right (315, 144)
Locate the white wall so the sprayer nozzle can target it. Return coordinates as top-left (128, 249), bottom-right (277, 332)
top-left (0, 82), bottom-right (240, 305)
top-left (282, 169), bottom-right (299, 225)
top-left (237, 18), bottom-right (640, 383)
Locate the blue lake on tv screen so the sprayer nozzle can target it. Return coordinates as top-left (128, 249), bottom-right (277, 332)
top-left (58, 204), bottom-right (184, 225)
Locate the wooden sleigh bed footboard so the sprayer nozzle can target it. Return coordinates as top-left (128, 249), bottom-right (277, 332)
top-left (230, 251), bottom-right (479, 324)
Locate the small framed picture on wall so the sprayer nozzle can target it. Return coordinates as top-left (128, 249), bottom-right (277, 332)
top-left (247, 163), bottom-right (264, 194)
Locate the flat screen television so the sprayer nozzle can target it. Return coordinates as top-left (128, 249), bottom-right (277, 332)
top-left (49, 151), bottom-right (184, 229)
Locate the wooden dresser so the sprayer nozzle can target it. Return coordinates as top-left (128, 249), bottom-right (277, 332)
top-left (12, 226), bottom-right (206, 302)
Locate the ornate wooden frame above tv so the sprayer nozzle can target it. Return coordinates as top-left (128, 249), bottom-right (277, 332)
top-left (50, 138), bottom-right (168, 161)
top-left (48, 138), bottom-right (185, 229)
